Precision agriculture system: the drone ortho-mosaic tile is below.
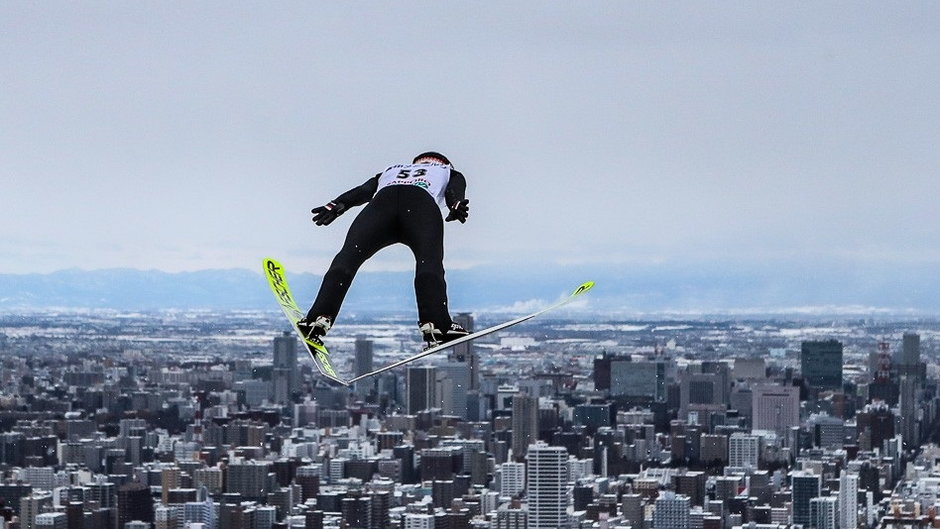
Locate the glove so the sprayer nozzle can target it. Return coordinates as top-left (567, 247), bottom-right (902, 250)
top-left (445, 199), bottom-right (469, 223)
top-left (311, 201), bottom-right (346, 226)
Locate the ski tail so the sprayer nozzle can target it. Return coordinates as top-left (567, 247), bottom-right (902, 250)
top-left (262, 257), bottom-right (347, 386)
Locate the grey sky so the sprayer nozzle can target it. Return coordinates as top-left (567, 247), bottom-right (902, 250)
top-left (2, 3), bottom-right (938, 275)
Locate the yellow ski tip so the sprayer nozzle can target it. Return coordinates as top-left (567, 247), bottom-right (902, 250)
top-left (572, 281), bottom-right (595, 296)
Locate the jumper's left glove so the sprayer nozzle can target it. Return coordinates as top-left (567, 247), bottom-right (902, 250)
top-left (311, 201), bottom-right (346, 226)
top-left (445, 199), bottom-right (469, 223)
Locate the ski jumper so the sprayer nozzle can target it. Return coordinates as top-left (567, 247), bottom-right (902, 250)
top-left (307, 162), bottom-right (467, 329)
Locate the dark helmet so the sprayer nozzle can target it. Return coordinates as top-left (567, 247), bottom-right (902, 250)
top-left (413, 151), bottom-right (451, 166)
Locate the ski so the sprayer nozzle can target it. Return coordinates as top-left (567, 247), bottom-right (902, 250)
top-left (346, 280), bottom-right (595, 384)
top-left (262, 257), bottom-right (348, 386)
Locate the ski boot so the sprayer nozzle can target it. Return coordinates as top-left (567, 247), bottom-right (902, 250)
top-left (419, 321), bottom-right (470, 349)
top-left (297, 315), bottom-right (332, 347)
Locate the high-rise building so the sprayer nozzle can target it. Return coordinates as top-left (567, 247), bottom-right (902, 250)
top-left (495, 503), bottom-right (527, 529)
top-left (526, 444), bottom-right (567, 529)
top-left (273, 332), bottom-right (299, 404)
top-left (437, 362), bottom-right (471, 418)
top-left (899, 332), bottom-right (921, 379)
top-left (652, 492), bottom-right (690, 529)
top-left (452, 313), bottom-right (479, 389)
top-left (839, 471), bottom-right (859, 529)
top-left (751, 384), bottom-right (800, 434)
top-left (117, 482), bottom-right (154, 529)
top-left (899, 376), bottom-right (918, 447)
top-left (511, 394), bottom-right (539, 461)
top-left (20, 492), bottom-right (53, 529)
top-left (34, 513), bottom-right (67, 529)
top-left (810, 496), bottom-right (839, 529)
top-left (801, 340), bottom-right (843, 390)
top-left (728, 433), bottom-right (760, 469)
top-left (407, 366), bottom-right (437, 414)
top-left (355, 337), bottom-right (374, 377)
top-left (791, 471), bottom-right (821, 527)
top-left (403, 513), bottom-right (435, 529)
top-left (226, 461), bottom-right (271, 500)
top-left (611, 358), bottom-right (669, 400)
top-left (498, 462), bottom-right (525, 497)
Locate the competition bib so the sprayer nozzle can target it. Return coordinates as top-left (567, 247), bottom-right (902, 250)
top-left (376, 163), bottom-right (451, 210)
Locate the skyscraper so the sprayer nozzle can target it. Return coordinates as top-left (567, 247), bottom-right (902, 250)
top-left (273, 332), bottom-right (298, 404)
top-left (728, 433), bottom-right (760, 469)
top-left (451, 313), bottom-right (479, 389)
top-left (498, 462), bottom-right (525, 497)
top-left (900, 332), bottom-right (921, 378)
top-left (407, 366), bottom-right (437, 414)
top-left (801, 340), bottom-right (843, 391)
top-left (791, 471), bottom-right (821, 527)
top-left (810, 496), bottom-right (839, 529)
top-left (526, 444), bottom-right (567, 529)
top-left (652, 492), bottom-right (690, 529)
top-left (751, 384), bottom-right (800, 434)
top-left (354, 337), bottom-right (375, 396)
top-left (355, 337), bottom-right (374, 377)
top-left (511, 393), bottom-right (539, 461)
top-left (839, 471), bottom-right (859, 529)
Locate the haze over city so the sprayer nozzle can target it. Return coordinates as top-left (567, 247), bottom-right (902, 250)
top-left (3, 4), bottom-right (939, 315)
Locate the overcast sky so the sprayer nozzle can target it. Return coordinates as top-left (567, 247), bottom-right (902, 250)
top-left (2, 3), bottom-right (938, 276)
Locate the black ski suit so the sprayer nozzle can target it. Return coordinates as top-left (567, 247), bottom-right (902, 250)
top-left (307, 166), bottom-right (467, 330)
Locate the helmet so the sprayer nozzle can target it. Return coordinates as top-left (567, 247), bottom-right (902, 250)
top-left (413, 151), bottom-right (451, 166)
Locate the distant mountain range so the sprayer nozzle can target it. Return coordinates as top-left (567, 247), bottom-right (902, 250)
top-left (0, 261), bottom-right (937, 316)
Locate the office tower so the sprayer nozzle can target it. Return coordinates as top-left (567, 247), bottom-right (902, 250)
top-left (161, 467), bottom-right (181, 505)
top-left (593, 353), bottom-right (613, 391)
top-left (341, 492), bottom-right (372, 529)
top-left (699, 434), bottom-right (728, 466)
top-left (370, 491), bottom-right (390, 529)
top-left (511, 393), bottom-right (539, 461)
top-left (808, 413), bottom-right (845, 449)
top-left (184, 495), bottom-right (217, 529)
top-left (495, 503), bottom-right (528, 529)
top-left (403, 513), bottom-right (435, 529)
top-left (652, 492), bottom-right (690, 529)
top-left (20, 492), bottom-right (53, 529)
top-left (810, 496), bottom-right (839, 529)
top-left (452, 313), bottom-right (479, 389)
top-left (437, 361), bottom-right (471, 418)
top-left (610, 358), bottom-right (669, 400)
top-left (407, 366), bottom-right (437, 414)
top-left (791, 471), bottom-right (821, 527)
top-left (273, 332), bottom-right (299, 404)
top-left (899, 332), bottom-right (921, 379)
top-left (34, 513), bottom-right (67, 529)
top-left (193, 467), bottom-right (223, 496)
top-left (733, 358), bottom-right (766, 380)
top-left (622, 494), bottom-right (644, 529)
top-left (527, 444), bottom-right (567, 529)
top-left (839, 471), bottom-right (859, 529)
top-left (679, 362), bottom-right (731, 420)
top-left (801, 340), bottom-right (843, 390)
top-left (728, 433), bottom-right (760, 469)
top-left (674, 472), bottom-right (707, 507)
top-left (226, 461), bottom-right (271, 500)
top-left (899, 376), bottom-right (918, 446)
top-left (856, 402), bottom-right (896, 451)
top-left (354, 337), bottom-right (374, 376)
top-left (498, 462), bottom-right (525, 497)
top-left (117, 482), bottom-right (154, 528)
top-left (751, 384), bottom-right (800, 434)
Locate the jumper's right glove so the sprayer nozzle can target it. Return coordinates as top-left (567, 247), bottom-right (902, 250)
top-left (445, 199), bottom-right (469, 223)
top-left (311, 201), bottom-right (346, 226)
